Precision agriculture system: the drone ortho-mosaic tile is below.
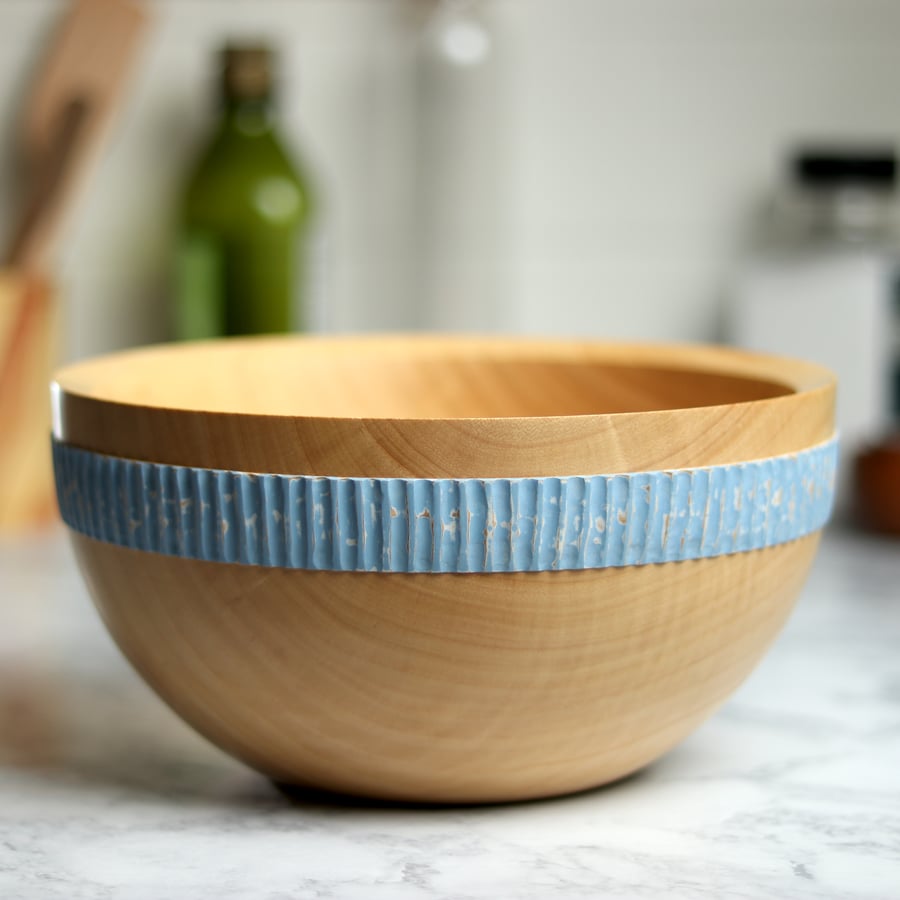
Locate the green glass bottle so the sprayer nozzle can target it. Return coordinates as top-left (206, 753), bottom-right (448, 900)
top-left (174, 44), bottom-right (317, 339)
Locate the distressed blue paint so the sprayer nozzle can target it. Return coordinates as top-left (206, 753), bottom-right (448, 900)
top-left (52, 437), bottom-right (838, 574)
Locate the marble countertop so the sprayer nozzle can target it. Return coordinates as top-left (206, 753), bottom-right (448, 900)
top-left (2, 528), bottom-right (899, 899)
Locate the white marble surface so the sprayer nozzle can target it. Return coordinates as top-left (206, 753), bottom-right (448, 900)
top-left (1, 528), bottom-right (899, 899)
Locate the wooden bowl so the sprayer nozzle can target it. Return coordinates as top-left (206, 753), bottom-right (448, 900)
top-left (52, 336), bottom-right (837, 803)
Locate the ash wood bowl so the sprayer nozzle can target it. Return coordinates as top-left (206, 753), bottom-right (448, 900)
top-left (52, 336), bottom-right (837, 803)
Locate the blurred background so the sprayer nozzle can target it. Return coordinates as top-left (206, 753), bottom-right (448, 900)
top-left (1, 0), bottom-right (899, 528)
top-left (1, 0), bottom-right (899, 351)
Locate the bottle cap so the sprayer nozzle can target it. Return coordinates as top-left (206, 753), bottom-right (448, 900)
top-left (222, 44), bottom-right (273, 101)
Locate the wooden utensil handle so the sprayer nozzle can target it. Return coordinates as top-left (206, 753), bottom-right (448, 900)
top-left (5, 98), bottom-right (90, 271)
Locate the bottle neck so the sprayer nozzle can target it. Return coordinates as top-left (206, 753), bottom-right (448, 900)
top-left (221, 95), bottom-right (274, 135)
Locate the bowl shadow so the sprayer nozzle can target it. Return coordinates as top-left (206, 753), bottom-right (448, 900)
top-left (0, 658), bottom-right (274, 808)
top-left (271, 765), bottom-right (652, 812)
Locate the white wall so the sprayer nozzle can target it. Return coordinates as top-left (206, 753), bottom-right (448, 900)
top-left (2, 0), bottom-right (900, 358)
top-left (501, 0), bottom-right (900, 342)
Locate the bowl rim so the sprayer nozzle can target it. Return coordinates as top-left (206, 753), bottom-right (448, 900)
top-left (52, 334), bottom-right (836, 478)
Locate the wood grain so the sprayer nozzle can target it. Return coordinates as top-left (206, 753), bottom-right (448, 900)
top-left (72, 531), bottom-right (820, 803)
top-left (22, 0), bottom-right (146, 163)
top-left (53, 336), bottom-right (836, 478)
top-left (59, 337), bottom-right (835, 801)
top-left (0, 271), bottom-right (58, 529)
top-left (12, 0), bottom-right (147, 272)
top-left (5, 99), bottom-right (90, 271)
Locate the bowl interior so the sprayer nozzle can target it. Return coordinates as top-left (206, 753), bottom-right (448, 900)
top-left (57, 337), bottom-right (796, 419)
top-left (52, 337), bottom-right (835, 477)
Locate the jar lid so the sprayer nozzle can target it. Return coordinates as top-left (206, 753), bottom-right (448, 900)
top-left (792, 148), bottom-right (896, 190)
top-left (855, 433), bottom-right (900, 536)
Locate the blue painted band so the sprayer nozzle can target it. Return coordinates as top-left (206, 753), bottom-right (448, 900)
top-left (52, 437), bottom-right (837, 573)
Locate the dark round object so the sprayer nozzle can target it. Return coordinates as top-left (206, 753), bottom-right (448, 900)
top-left (855, 434), bottom-right (900, 535)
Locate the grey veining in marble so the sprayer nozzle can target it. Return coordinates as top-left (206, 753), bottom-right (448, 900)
top-left (1, 528), bottom-right (899, 899)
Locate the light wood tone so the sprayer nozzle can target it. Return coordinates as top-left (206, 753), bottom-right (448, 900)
top-left (60, 336), bottom-right (834, 800)
top-left (0, 271), bottom-right (58, 529)
top-left (0, 0), bottom-right (145, 525)
top-left (5, 99), bottom-right (89, 270)
top-left (53, 335), bottom-right (836, 477)
top-left (10, 0), bottom-right (147, 270)
top-left (73, 532), bottom-right (820, 803)
top-left (23, 0), bottom-right (146, 157)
